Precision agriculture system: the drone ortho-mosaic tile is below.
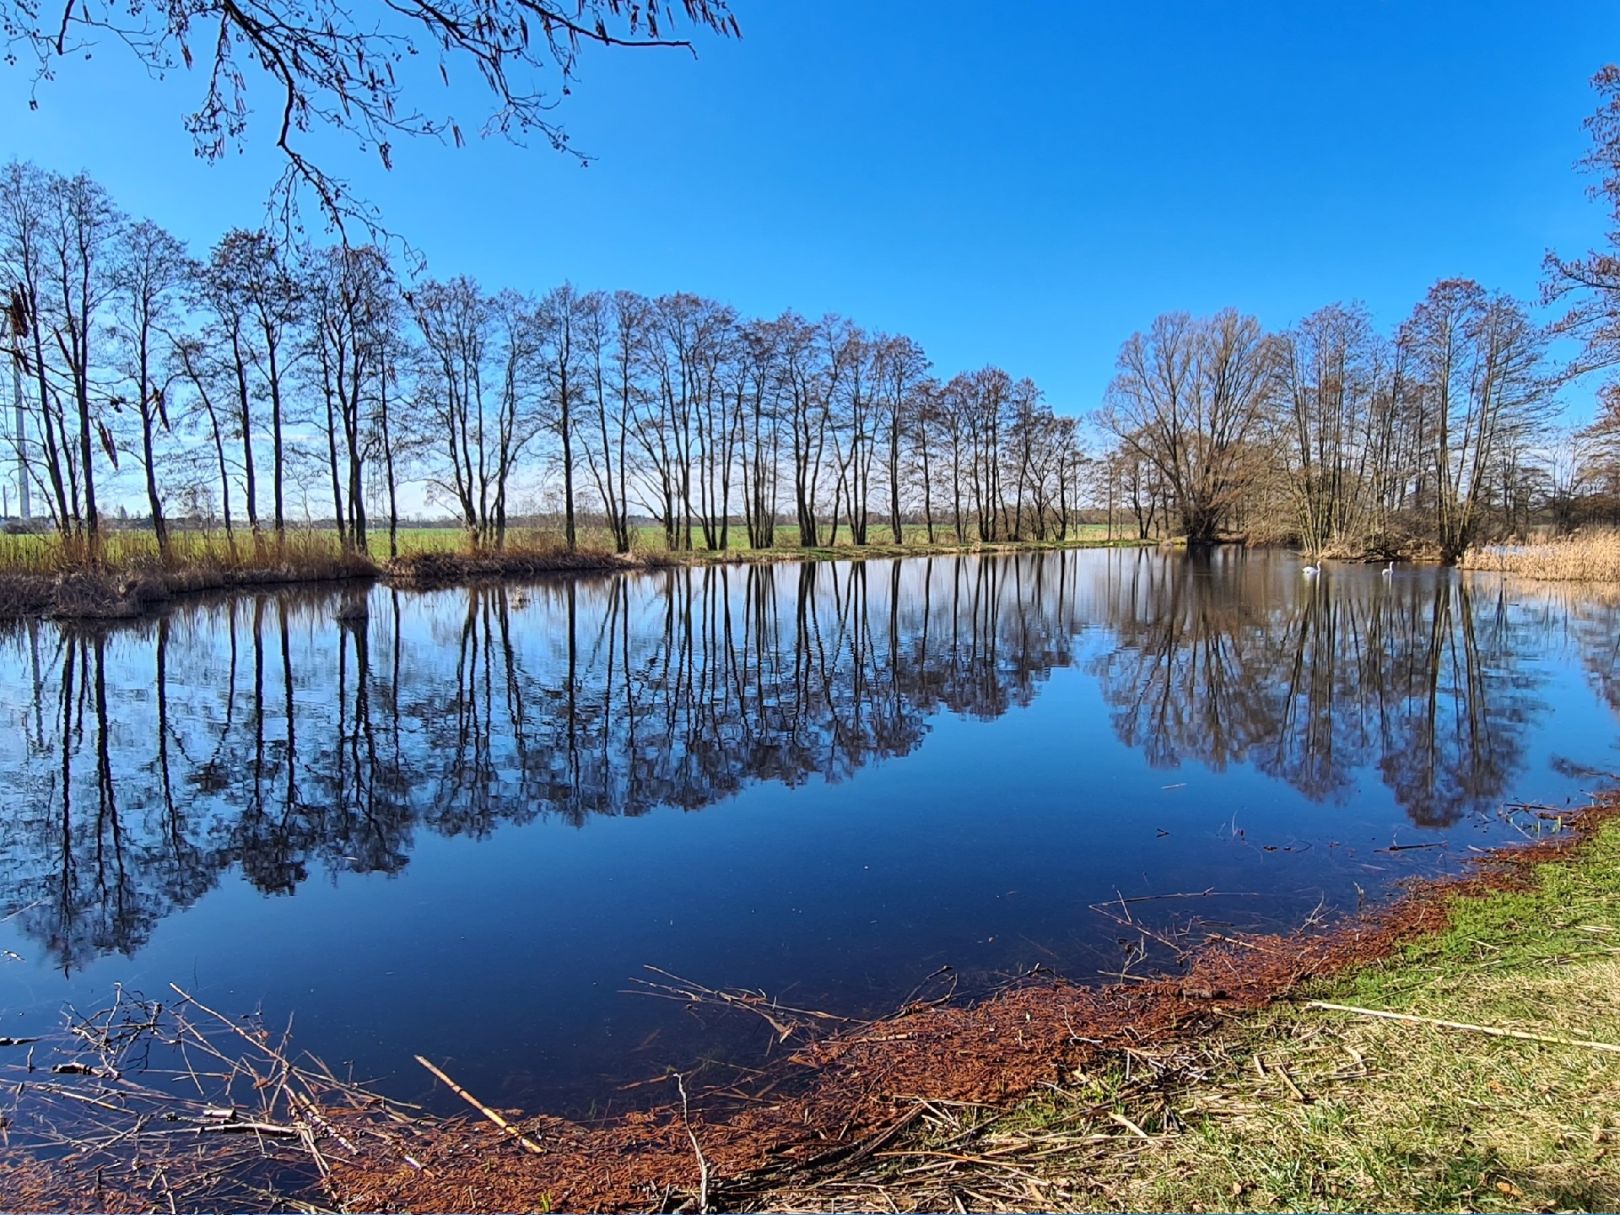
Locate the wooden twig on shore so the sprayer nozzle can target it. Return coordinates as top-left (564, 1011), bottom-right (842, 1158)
top-left (413, 1055), bottom-right (544, 1155)
top-left (1306, 1001), bottom-right (1620, 1053)
top-left (674, 1073), bottom-right (711, 1214)
top-left (1107, 1111), bottom-right (1153, 1140)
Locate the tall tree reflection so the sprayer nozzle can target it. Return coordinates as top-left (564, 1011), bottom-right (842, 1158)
top-left (0, 552), bottom-right (1610, 971)
top-left (1091, 552), bottom-right (1555, 825)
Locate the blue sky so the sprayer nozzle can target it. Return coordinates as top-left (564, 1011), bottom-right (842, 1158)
top-left (5, 1), bottom-right (1619, 423)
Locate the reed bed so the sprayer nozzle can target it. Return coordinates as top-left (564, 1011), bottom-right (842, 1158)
top-left (0, 530), bottom-right (383, 619)
top-left (0, 528), bottom-right (378, 576)
top-left (1460, 528), bottom-right (1620, 582)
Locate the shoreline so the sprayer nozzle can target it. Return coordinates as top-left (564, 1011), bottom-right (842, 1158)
top-left (8, 530), bottom-right (1616, 621)
top-left (5, 796), bottom-right (1616, 1213)
top-left (0, 536), bottom-right (1146, 622)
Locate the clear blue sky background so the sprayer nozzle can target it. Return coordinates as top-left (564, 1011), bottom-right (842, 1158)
top-left (5, 1), bottom-right (1619, 424)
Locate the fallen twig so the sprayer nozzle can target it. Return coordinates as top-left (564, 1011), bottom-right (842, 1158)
top-left (413, 1055), bottom-right (544, 1155)
top-left (674, 1072), bottom-right (711, 1214)
top-left (1107, 1111), bottom-right (1153, 1140)
top-left (1306, 1001), bottom-right (1620, 1054)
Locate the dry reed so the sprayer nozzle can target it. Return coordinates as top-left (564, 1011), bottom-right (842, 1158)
top-left (1460, 529), bottom-right (1620, 582)
top-left (0, 529), bottom-right (381, 619)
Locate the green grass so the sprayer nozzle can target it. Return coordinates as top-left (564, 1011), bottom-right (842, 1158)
top-left (758, 816), bottom-right (1620, 1212)
top-left (1090, 822), bottom-right (1620, 1212)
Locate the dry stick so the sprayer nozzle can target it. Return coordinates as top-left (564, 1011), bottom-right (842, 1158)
top-left (1114, 888), bottom-right (1266, 904)
top-left (412, 1055), bottom-right (544, 1156)
top-left (1107, 1111), bottom-right (1154, 1141)
top-left (186, 1120), bottom-right (305, 1137)
top-left (674, 1072), bottom-right (711, 1214)
top-left (1306, 1001), bottom-right (1620, 1054)
top-left (1272, 1060), bottom-right (1310, 1103)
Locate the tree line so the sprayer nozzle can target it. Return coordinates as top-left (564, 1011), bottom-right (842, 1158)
top-left (1094, 287), bottom-right (1562, 562)
top-left (0, 159), bottom-right (1089, 561)
top-left (13, 63), bottom-right (1620, 569)
top-left (1091, 67), bottom-right (1620, 561)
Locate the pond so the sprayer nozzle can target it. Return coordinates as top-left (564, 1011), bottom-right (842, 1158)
top-left (2, 548), bottom-right (1617, 1116)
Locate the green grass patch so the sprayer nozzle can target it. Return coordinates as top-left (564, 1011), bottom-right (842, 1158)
top-left (760, 815), bottom-right (1620, 1212)
top-left (1118, 823), bottom-right (1620, 1212)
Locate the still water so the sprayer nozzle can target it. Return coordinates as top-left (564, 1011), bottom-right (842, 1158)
top-left (2, 549), bottom-right (1617, 1113)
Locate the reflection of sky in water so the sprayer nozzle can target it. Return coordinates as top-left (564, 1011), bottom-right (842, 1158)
top-left (0, 550), bottom-right (1616, 1114)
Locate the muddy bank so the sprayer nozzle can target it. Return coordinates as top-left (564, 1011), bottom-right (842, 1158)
top-left (0, 558), bottom-right (379, 620)
top-left (5, 797), bottom-right (1613, 1214)
top-left (0, 538), bottom-right (1134, 620)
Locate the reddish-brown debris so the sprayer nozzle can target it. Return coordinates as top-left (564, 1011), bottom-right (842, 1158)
top-left (322, 798), bottom-right (1619, 1214)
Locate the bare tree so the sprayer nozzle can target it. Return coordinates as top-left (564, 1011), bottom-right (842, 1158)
top-left (578, 289), bottom-right (643, 552)
top-left (40, 171), bottom-right (121, 549)
top-left (873, 334), bottom-right (928, 544)
top-left (1100, 309), bottom-right (1278, 545)
top-left (538, 283), bottom-right (587, 549)
top-left (734, 317), bottom-right (780, 549)
top-left (307, 244), bottom-right (395, 550)
top-left (0, 159), bottom-right (74, 530)
top-left (1273, 302), bottom-right (1388, 555)
top-left (1400, 279), bottom-right (1552, 561)
top-left (110, 218), bottom-right (187, 557)
top-left (210, 231), bottom-right (302, 541)
top-left (1547, 67), bottom-right (1620, 397)
top-left (169, 327), bottom-right (239, 541)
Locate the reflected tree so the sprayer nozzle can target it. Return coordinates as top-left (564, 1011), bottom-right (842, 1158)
top-left (1, 553), bottom-right (1598, 971)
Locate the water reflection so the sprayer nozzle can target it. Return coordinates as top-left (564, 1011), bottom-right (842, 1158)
top-left (1093, 551), bottom-right (1550, 825)
top-left (1, 551), bottom-right (1615, 977)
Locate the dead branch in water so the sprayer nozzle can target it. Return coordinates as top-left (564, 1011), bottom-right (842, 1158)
top-left (414, 1055), bottom-right (544, 1155)
top-left (626, 965), bottom-right (856, 1043)
top-left (0, 988), bottom-right (431, 1212)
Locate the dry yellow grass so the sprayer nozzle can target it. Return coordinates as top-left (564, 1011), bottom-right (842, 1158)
top-left (1461, 529), bottom-right (1620, 582)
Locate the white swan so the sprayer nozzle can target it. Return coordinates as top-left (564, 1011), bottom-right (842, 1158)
top-left (1382, 561), bottom-right (1394, 576)
top-left (1302, 563), bottom-right (1319, 577)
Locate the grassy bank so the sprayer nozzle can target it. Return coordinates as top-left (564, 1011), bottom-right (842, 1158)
top-left (751, 812), bottom-right (1620, 1213)
top-left (1461, 528), bottom-right (1620, 582)
top-left (0, 524), bottom-right (1137, 618)
top-left (9, 803), bottom-right (1615, 1213)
